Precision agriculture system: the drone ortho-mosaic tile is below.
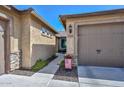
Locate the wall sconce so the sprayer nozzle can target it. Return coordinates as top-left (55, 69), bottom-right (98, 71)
top-left (69, 24), bottom-right (72, 34)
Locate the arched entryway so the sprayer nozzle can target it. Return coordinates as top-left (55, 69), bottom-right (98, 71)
top-left (0, 17), bottom-right (10, 74)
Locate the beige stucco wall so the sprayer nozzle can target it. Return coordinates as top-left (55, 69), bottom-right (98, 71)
top-left (65, 12), bottom-right (124, 66)
top-left (21, 14), bottom-right (31, 69)
top-left (30, 15), bottom-right (56, 67)
top-left (0, 6), bottom-right (22, 70)
top-left (0, 6), bottom-right (57, 70)
top-left (0, 6), bottom-right (21, 53)
top-left (0, 8), bottom-right (33, 69)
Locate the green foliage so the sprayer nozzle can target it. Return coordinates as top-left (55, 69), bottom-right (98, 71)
top-left (31, 59), bottom-right (48, 72)
top-left (31, 55), bottom-right (57, 72)
top-left (60, 60), bottom-right (64, 67)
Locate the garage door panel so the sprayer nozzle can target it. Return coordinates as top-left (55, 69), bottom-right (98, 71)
top-left (79, 35), bottom-right (96, 65)
top-left (98, 35), bottom-right (123, 66)
top-left (78, 23), bottom-right (124, 67)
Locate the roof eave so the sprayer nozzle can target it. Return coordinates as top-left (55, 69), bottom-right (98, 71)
top-left (3, 5), bottom-right (57, 34)
top-left (59, 8), bottom-right (124, 29)
top-left (31, 11), bottom-right (57, 34)
top-left (59, 15), bottom-right (66, 29)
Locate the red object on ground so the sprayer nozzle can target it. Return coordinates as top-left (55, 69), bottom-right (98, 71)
top-left (64, 54), bottom-right (73, 69)
top-left (65, 58), bottom-right (72, 69)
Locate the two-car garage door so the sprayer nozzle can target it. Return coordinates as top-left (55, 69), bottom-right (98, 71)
top-left (78, 23), bottom-right (124, 67)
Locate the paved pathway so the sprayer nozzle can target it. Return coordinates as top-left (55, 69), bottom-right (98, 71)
top-left (1, 55), bottom-right (124, 87)
top-left (0, 54), bottom-right (79, 87)
top-left (32, 53), bottom-right (64, 77)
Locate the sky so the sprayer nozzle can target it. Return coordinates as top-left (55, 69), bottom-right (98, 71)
top-left (15, 5), bottom-right (124, 31)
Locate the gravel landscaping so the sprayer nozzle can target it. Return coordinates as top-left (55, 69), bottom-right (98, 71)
top-left (53, 61), bottom-right (79, 82)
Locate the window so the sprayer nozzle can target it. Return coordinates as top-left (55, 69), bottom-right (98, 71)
top-left (61, 38), bottom-right (66, 49)
top-left (40, 27), bottom-right (52, 38)
top-left (40, 27), bottom-right (46, 34)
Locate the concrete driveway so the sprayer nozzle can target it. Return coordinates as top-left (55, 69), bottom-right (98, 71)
top-left (78, 66), bottom-right (124, 87)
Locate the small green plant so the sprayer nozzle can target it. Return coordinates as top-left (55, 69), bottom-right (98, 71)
top-left (60, 60), bottom-right (64, 68)
top-left (31, 59), bottom-right (48, 72)
top-left (31, 55), bottom-right (58, 72)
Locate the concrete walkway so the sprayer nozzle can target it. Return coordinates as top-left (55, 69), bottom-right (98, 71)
top-left (32, 53), bottom-right (64, 77)
top-left (1, 55), bottom-right (124, 87)
top-left (0, 54), bottom-right (79, 87)
top-left (0, 74), bottom-right (79, 87)
top-left (0, 74), bottom-right (49, 87)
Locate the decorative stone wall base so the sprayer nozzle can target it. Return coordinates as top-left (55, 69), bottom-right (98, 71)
top-left (72, 59), bottom-right (78, 67)
top-left (72, 55), bottom-right (78, 67)
top-left (10, 50), bottom-right (22, 71)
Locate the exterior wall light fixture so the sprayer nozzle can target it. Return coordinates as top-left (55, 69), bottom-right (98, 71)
top-left (69, 24), bottom-right (72, 34)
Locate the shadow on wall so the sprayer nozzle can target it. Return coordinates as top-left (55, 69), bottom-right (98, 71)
top-left (31, 44), bottom-right (56, 67)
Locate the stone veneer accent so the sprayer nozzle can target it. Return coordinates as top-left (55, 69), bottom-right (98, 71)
top-left (10, 50), bottom-right (22, 71)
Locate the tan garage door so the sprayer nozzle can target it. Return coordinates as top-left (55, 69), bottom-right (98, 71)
top-left (78, 23), bottom-right (124, 67)
top-left (0, 20), bottom-right (5, 74)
